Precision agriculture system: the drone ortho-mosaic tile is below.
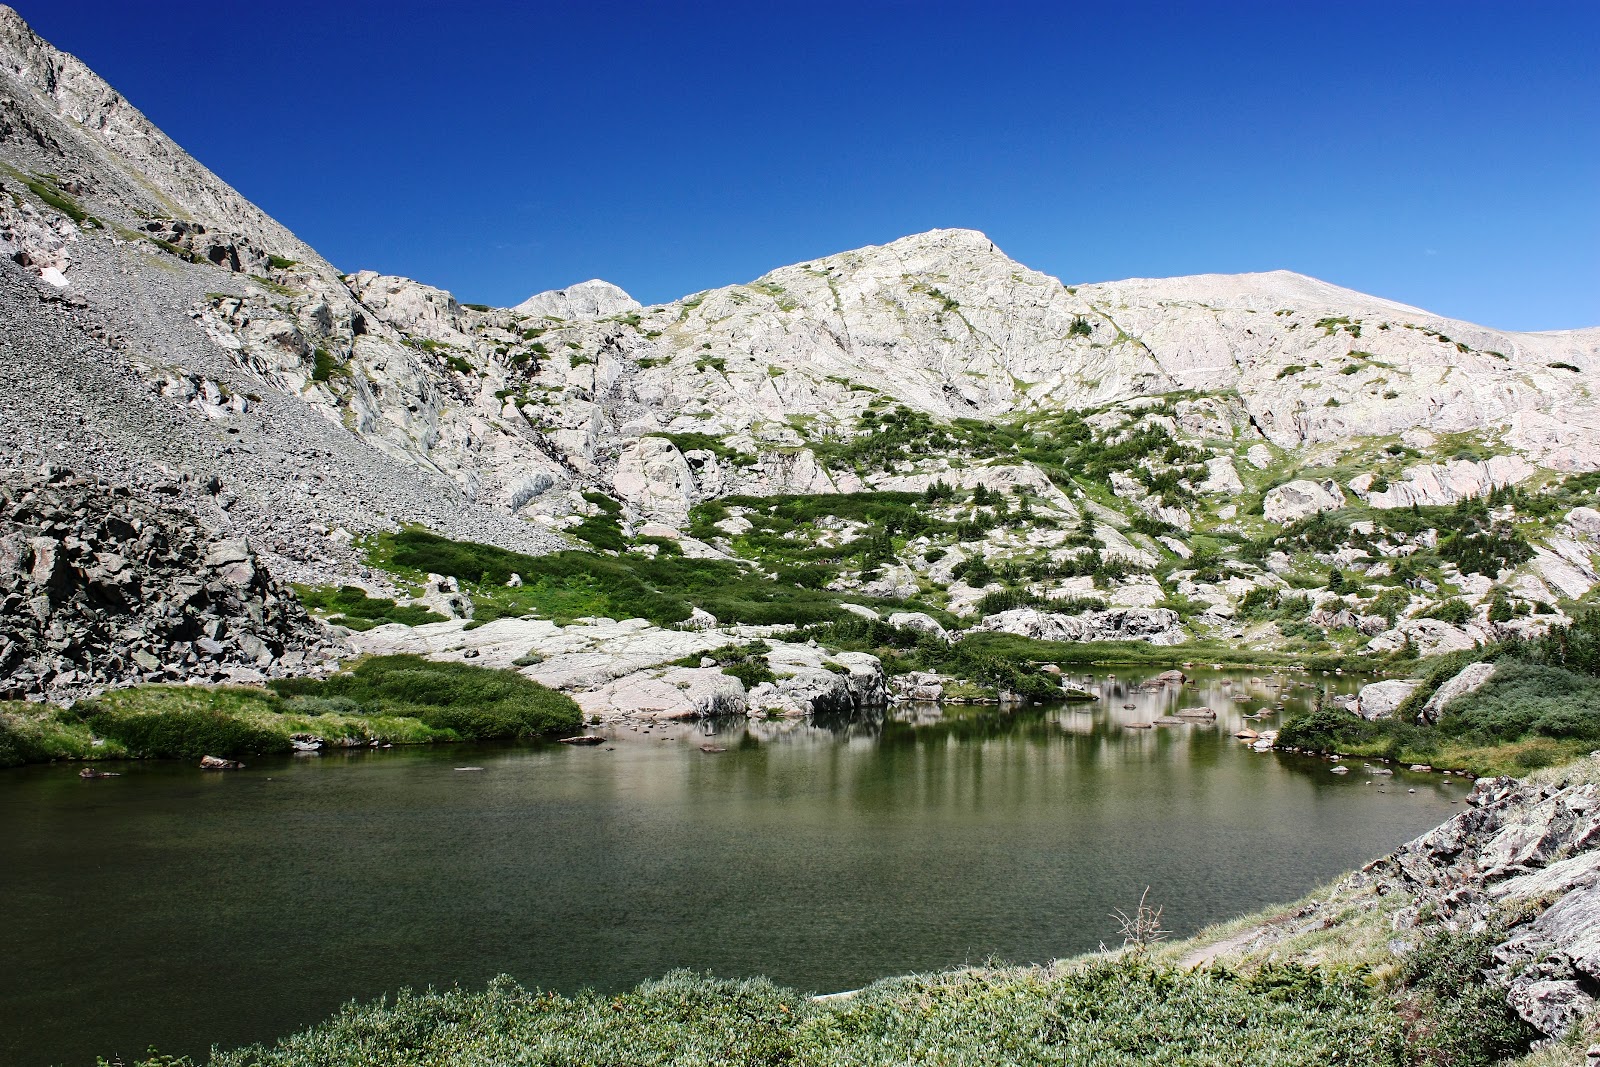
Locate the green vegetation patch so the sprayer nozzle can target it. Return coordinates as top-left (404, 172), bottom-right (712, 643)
top-left (294, 584), bottom-right (448, 631)
top-left (376, 527), bottom-right (866, 628)
top-left (271, 655), bottom-right (579, 742)
top-left (1279, 613), bottom-right (1600, 774)
top-left (206, 957), bottom-right (1403, 1067)
top-left (0, 702), bottom-right (124, 767)
top-left (645, 431), bottom-right (758, 467)
top-left (11, 658), bottom-right (579, 765)
top-left (22, 172), bottom-right (90, 225)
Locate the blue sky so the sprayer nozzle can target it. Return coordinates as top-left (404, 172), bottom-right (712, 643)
top-left (17, 1), bottom-right (1599, 330)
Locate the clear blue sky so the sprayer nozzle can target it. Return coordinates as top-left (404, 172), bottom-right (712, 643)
top-left (16, 1), bottom-right (1599, 330)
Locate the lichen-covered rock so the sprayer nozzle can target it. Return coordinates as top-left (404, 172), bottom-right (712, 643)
top-left (1354, 679), bottom-right (1419, 721)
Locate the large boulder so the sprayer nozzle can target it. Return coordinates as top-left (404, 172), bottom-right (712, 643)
top-left (1354, 679), bottom-right (1419, 721)
top-left (887, 612), bottom-right (949, 642)
top-left (1418, 661), bottom-right (1497, 724)
top-left (1262, 479), bottom-right (1346, 523)
top-left (613, 437), bottom-right (698, 519)
top-left (575, 667), bottom-right (747, 721)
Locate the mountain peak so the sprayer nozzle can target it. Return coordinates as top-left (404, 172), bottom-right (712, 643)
top-left (514, 279), bottom-right (639, 319)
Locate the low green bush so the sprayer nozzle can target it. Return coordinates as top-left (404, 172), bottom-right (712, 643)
top-left (1393, 923), bottom-right (1535, 1066)
top-left (207, 956), bottom-right (1408, 1067)
top-left (295, 585), bottom-right (448, 630)
top-left (270, 655), bottom-right (579, 741)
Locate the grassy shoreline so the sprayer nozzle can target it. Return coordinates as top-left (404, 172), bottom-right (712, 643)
top-left (0, 655), bottom-right (581, 768)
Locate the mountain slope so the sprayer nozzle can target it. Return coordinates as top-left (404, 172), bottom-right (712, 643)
top-left (2, 3), bottom-right (1598, 680)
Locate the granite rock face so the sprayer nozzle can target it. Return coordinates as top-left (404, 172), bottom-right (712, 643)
top-left (1263, 479), bottom-right (1347, 523)
top-left (971, 607), bottom-right (1185, 645)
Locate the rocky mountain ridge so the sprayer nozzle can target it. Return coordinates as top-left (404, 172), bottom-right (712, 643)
top-left (2, 3), bottom-right (1599, 706)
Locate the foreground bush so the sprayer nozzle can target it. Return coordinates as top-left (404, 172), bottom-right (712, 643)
top-left (205, 958), bottom-right (1403, 1067)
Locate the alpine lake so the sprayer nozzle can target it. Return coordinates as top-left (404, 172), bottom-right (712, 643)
top-left (1, 665), bottom-right (1464, 1066)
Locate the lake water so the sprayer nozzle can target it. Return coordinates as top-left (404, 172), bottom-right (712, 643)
top-left (0, 667), bottom-right (1464, 1065)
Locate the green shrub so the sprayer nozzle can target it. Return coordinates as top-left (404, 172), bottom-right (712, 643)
top-left (722, 661), bottom-right (776, 689)
top-left (570, 492), bottom-right (626, 551)
top-left (80, 689), bottom-right (287, 759)
top-left (270, 655), bottom-right (579, 741)
top-left (310, 348), bottom-right (339, 383)
top-left (1425, 599), bottom-right (1473, 625)
top-left (295, 585), bottom-right (448, 629)
top-left (1393, 924), bottom-right (1534, 1066)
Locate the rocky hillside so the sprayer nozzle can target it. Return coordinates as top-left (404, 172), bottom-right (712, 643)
top-left (0, 466), bottom-right (335, 699)
top-left (3, 3), bottom-right (1599, 701)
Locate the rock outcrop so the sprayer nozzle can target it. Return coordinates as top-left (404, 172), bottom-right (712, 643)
top-left (1373, 768), bottom-right (1600, 1039)
top-left (1352, 457), bottom-right (1536, 509)
top-left (1418, 661), bottom-right (1498, 724)
top-left (1262, 479), bottom-right (1346, 523)
top-left (971, 607), bottom-right (1186, 646)
top-left (345, 615), bottom-right (887, 722)
top-left (514, 279), bottom-right (639, 320)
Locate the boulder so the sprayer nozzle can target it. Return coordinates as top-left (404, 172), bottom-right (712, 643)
top-left (1262, 479), bottom-right (1346, 523)
top-left (1354, 679), bottom-right (1419, 721)
top-left (1418, 661), bottom-right (1497, 724)
top-left (613, 437), bottom-right (697, 519)
top-left (1199, 456), bottom-right (1244, 495)
top-left (887, 612), bottom-right (948, 642)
